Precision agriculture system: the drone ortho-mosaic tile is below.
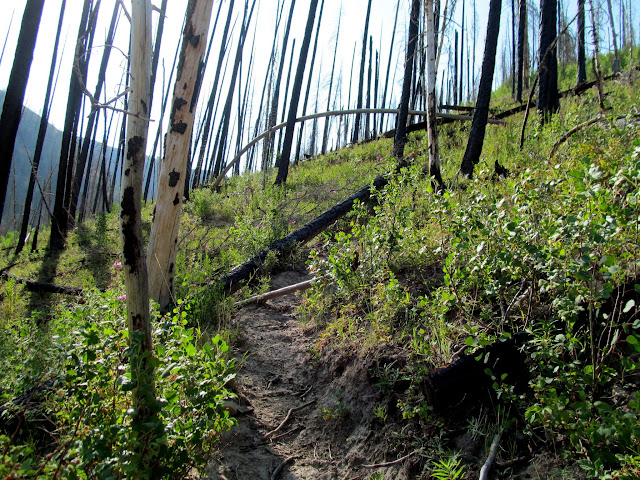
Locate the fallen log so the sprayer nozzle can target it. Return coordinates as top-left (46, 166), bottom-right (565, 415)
top-left (216, 162), bottom-right (407, 294)
top-left (1, 270), bottom-right (85, 295)
top-left (234, 277), bottom-right (318, 307)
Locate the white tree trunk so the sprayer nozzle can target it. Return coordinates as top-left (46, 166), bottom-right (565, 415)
top-left (425, 0), bottom-right (442, 187)
top-left (121, 0), bottom-right (157, 458)
top-left (147, 0), bottom-right (214, 309)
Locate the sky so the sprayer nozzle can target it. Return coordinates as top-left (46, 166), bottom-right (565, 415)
top-left (0, 0), bottom-right (635, 160)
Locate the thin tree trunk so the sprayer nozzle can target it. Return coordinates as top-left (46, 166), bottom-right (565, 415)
top-left (147, 0), bottom-right (216, 309)
top-left (121, 1), bottom-right (157, 472)
top-left (70, 1), bottom-right (119, 224)
top-left (274, 0), bottom-right (320, 185)
top-left (0, 0), bottom-right (45, 225)
top-left (276, 38), bottom-right (297, 157)
top-left (459, 0), bottom-right (503, 177)
top-left (49, 0), bottom-right (93, 251)
top-left (0, 12), bottom-right (15, 67)
top-left (352, 0), bottom-right (373, 143)
top-left (577, 0), bottom-right (587, 84)
top-left (381, 0), bottom-right (401, 134)
top-left (454, 30), bottom-right (459, 105)
top-left (294, 0), bottom-right (325, 163)
top-left (393, 0), bottom-right (421, 159)
top-left (606, 0), bottom-right (620, 73)
top-left (425, 0), bottom-right (444, 189)
top-left (588, 0), bottom-right (606, 111)
top-left (517, 0), bottom-right (527, 102)
top-left (321, 11), bottom-right (341, 154)
top-left (365, 36), bottom-right (373, 140)
top-left (15, 0), bottom-right (66, 255)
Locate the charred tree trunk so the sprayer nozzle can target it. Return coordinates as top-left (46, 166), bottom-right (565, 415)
top-left (147, 0), bottom-right (215, 310)
top-left (425, 0), bottom-right (444, 189)
top-left (393, 0), bottom-right (422, 159)
top-left (605, 0), bottom-right (620, 73)
top-left (459, 0), bottom-right (502, 178)
top-left (274, 0), bottom-right (319, 185)
top-left (49, 0), bottom-right (94, 251)
top-left (15, 0), bottom-right (65, 255)
top-left (537, 0), bottom-right (560, 124)
top-left (381, 0), bottom-right (401, 134)
top-left (516, 0), bottom-right (527, 102)
top-left (0, 0), bottom-right (45, 225)
top-left (577, 0), bottom-right (587, 84)
top-left (352, 0), bottom-right (373, 143)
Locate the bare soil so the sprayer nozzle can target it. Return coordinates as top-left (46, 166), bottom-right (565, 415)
top-left (207, 271), bottom-right (417, 480)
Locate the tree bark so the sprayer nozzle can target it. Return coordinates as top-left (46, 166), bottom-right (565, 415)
top-left (537, 0), bottom-right (560, 124)
top-left (352, 0), bottom-right (373, 144)
top-left (516, 0), bottom-right (526, 102)
top-left (425, 0), bottom-right (444, 189)
top-left (577, 0), bottom-right (587, 84)
top-left (393, 0), bottom-right (422, 159)
top-left (121, 0), bottom-right (158, 471)
top-left (321, 11), bottom-right (341, 155)
top-left (147, 0), bottom-right (215, 310)
top-left (274, 0), bottom-right (319, 185)
top-left (605, 0), bottom-right (620, 73)
top-left (15, 0), bottom-right (66, 255)
top-left (459, 0), bottom-right (502, 178)
top-left (0, 0), bottom-right (45, 225)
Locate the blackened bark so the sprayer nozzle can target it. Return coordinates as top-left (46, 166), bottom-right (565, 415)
top-left (380, 0), bottom-right (401, 134)
top-left (274, 0), bottom-right (319, 185)
top-left (0, 0), bottom-right (45, 224)
top-left (15, 0), bottom-right (65, 255)
top-left (49, 0), bottom-right (93, 251)
top-left (517, 0), bottom-right (526, 102)
top-left (577, 0), bottom-right (587, 83)
top-left (537, 0), bottom-right (560, 123)
top-left (459, 0), bottom-right (502, 177)
top-left (393, 0), bottom-right (421, 159)
top-left (454, 30), bottom-right (459, 105)
top-left (321, 11), bottom-right (341, 154)
top-left (352, 0), bottom-right (373, 143)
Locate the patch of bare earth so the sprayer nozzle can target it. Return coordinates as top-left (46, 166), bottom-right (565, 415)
top-left (207, 271), bottom-right (416, 480)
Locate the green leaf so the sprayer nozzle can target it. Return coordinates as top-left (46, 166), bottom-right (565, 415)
top-left (623, 299), bottom-right (636, 313)
top-left (185, 343), bottom-right (197, 357)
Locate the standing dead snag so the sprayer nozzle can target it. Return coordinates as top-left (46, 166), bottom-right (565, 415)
top-left (147, 0), bottom-right (215, 310)
top-left (120, 0), bottom-right (159, 473)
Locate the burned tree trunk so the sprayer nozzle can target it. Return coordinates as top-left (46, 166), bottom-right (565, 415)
top-left (147, 0), bottom-right (215, 310)
top-left (577, 0), bottom-right (587, 84)
top-left (459, 0), bottom-right (502, 178)
top-left (0, 0), bottom-right (45, 224)
top-left (393, 0), bottom-right (421, 159)
top-left (537, 0), bottom-right (560, 123)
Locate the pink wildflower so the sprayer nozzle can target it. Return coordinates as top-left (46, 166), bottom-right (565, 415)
top-left (113, 261), bottom-right (122, 270)
top-left (117, 295), bottom-right (127, 302)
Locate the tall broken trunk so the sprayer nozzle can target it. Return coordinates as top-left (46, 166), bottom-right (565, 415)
top-left (393, 0), bottom-right (421, 159)
top-left (459, 0), bottom-right (502, 177)
top-left (147, 0), bottom-right (215, 310)
top-left (516, 0), bottom-right (527, 102)
top-left (121, 0), bottom-right (158, 473)
top-left (0, 0), bottom-right (45, 225)
top-left (352, 0), bottom-right (373, 143)
top-left (577, 0), bottom-right (587, 84)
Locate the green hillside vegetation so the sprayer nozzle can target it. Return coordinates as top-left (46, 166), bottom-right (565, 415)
top-left (1, 51), bottom-right (640, 477)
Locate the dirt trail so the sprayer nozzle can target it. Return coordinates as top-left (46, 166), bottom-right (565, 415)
top-left (207, 271), bottom-right (416, 480)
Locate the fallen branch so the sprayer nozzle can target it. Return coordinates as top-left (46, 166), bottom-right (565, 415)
top-left (235, 278), bottom-right (319, 307)
top-left (270, 456), bottom-right (298, 480)
top-left (479, 434), bottom-right (501, 480)
top-left (1, 270), bottom-right (85, 295)
top-left (549, 114), bottom-right (605, 161)
top-left (362, 450), bottom-right (418, 468)
top-left (266, 400), bottom-right (316, 438)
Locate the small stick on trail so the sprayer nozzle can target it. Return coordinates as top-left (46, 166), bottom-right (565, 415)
top-left (266, 400), bottom-right (316, 437)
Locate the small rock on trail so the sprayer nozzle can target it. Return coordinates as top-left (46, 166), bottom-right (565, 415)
top-left (207, 271), bottom-right (415, 480)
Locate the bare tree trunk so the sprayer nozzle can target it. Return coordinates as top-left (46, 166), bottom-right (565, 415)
top-left (605, 0), bottom-right (620, 73)
top-left (393, 0), bottom-right (421, 159)
top-left (0, 0), bottom-right (45, 225)
top-left (537, 0), bottom-right (560, 123)
top-left (459, 0), bottom-right (502, 177)
top-left (577, 0), bottom-right (587, 84)
top-left (588, 0), bottom-right (606, 111)
top-left (516, 0), bottom-right (527, 102)
top-left (425, 0), bottom-right (444, 189)
top-left (147, 0), bottom-right (215, 310)
top-left (121, 1), bottom-right (158, 472)
top-left (274, 0), bottom-right (320, 185)
top-left (15, 0), bottom-right (66, 255)
top-left (352, 0), bottom-right (373, 143)
top-left (380, 0), bottom-right (401, 134)
top-left (321, 10), bottom-right (341, 154)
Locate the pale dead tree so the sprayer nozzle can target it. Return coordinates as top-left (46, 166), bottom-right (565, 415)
top-left (425, 0), bottom-right (444, 189)
top-left (120, 0), bottom-right (158, 472)
top-left (147, 0), bottom-right (214, 309)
